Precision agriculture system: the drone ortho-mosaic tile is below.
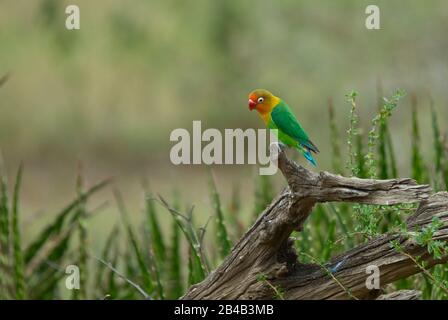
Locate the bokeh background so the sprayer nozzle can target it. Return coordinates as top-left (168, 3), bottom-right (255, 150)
top-left (1, 0), bottom-right (447, 253)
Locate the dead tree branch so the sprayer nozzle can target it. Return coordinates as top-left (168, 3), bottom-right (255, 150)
top-left (182, 150), bottom-right (447, 300)
top-left (376, 290), bottom-right (421, 300)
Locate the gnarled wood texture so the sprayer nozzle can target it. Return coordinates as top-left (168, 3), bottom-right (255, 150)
top-left (376, 290), bottom-right (421, 300)
top-left (182, 150), bottom-right (447, 300)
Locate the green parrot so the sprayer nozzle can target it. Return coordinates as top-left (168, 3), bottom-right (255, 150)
top-left (248, 89), bottom-right (319, 166)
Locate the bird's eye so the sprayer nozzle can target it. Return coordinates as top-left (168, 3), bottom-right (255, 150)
top-left (257, 97), bottom-right (264, 103)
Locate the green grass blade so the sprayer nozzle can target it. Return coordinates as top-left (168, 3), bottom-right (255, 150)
top-left (365, 90), bottom-right (405, 179)
top-left (328, 98), bottom-right (343, 174)
top-left (345, 90), bottom-right (359, 176)
top-left (73, 162), bottom-right (89, 300)
top-left (12, 163), bottom-right (25, 299)
top-left (355, 132), bottom-right (366, 178)
top-left (167, 212), bottom-right (183, 299)
top-left (94, 254), bottom-right (151, 300)
top-left (106, 240), bottom-right (120, 299)
top-left (297, 228), bottom-right (310, 259)
top-left (431, 99), bottom-right (443, 173)
top-left (443, 161), bottom-right (448, 191)
top-left (187, 251), bottom-right (195, 287)
top-left (377, 79), bottom-right (392, 179)
top-left (321, 219), bottom-right (336, 261)
top-left (411, 95), bottom-right (427, 183)
top-left (73, 164), bottom-right (88, 300)
top-left (114, 189), bottom-right (154, 298)
top-left (430, 99), bottom-right (446, 190)
top-left (386, 129), bottom-right (398, 178)
top-left (28, 231), bottom-right (72, 299)
top-left (94, 225), bottom-right (119, 296)
top-left (328, 203), bottom-right (353, 248)
top-left (208, 172), bottom-right (231, 259)
top-left (148, 247), bottom-right (165, 299)
top-left (31, 268), bottom-right (66, 300)
top-left (314, 204), bottom-right (330, 252)
top-left (144, 193), bottom-right (166, 265)
top-left (158, 197), bottom-right (207, 283)
top-left (378, 121), bottom-right (389, 179)
top-left (187, 246), bottom-right (206, 286)
top-left (25, 179), bottom-right (110, 264)
top-left (123, 248), bottom-right (140, 299)
top-left (0, 154), bottom-right (11, 299)
top-left (165, 191), bottom-right (183, 299)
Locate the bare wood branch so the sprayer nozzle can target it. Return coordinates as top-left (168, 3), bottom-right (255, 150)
top-left (274, 192), bottom-right (448, 299)
top-left (376, 290), bottom-right (421, 300)
top-left (182, 150), bottom-right (446, 300)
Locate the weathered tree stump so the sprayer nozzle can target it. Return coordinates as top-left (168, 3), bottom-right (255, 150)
top-left (182, 150), bottom-right (448, 300)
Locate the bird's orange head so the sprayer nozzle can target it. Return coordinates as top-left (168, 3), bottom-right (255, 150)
top-left (248, 89), bottom-right (279, 114)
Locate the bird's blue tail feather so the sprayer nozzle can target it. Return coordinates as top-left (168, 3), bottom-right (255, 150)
top-left (303, 151), bottom-right (317, 167)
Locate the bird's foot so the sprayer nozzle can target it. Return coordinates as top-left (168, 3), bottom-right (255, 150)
top-left (278, 142), bottom-right (287, 152)
top-left (268, 142), bottom-right (287, 163)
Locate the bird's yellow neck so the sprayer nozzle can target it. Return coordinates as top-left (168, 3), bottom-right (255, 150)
top-left (259, 111), bottom-right (271, 124)
top-left (257, 95), bottom-right (280, 124)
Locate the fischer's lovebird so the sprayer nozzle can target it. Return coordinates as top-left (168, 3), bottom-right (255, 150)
top-left (248, 89), bottom-right (319, 166)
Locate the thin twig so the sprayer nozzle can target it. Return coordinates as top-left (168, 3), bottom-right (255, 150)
top-left (91, 254), bottom-right (151, 300)
top-left (261, 277), bottom-right (284, 300)
top-left (199, 215), bottom-right (212, 245)
top-left (155, 196), bottom-right (189, 221)
top-left (300, 252), bottom-right (358, 300)
top-left (157, 195), bottom-right (210, 274)
top-left (400, 251), bottom-right (448, 295)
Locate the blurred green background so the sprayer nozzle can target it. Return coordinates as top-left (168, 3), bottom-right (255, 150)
top-left (0, 0), bottom-right (447, 248)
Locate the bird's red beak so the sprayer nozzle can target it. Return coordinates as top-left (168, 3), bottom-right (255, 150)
top-left (248, 99), bottom-right (257, 110)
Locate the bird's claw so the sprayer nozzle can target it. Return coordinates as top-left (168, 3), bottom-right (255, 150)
top-left (269, 142), bottom-right (287, 163)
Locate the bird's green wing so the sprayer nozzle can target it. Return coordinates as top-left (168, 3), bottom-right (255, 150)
top-left (270, 100), bottom-right (319, 153)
